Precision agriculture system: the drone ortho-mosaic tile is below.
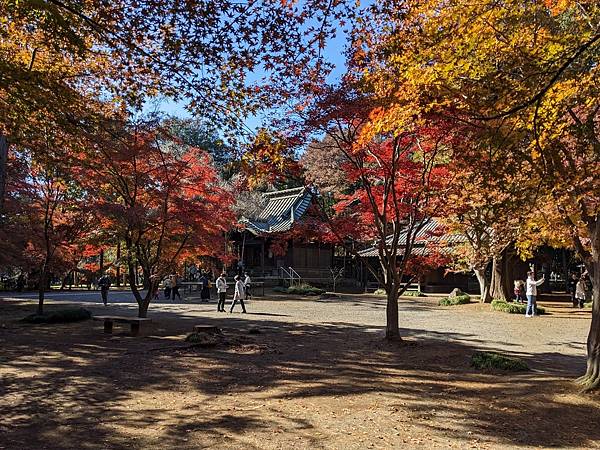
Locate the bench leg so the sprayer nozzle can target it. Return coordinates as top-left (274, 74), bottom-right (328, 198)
top-left (103, 321), bottom-right (113, 334)
top-left (130, 322), bottom-right (140, 336)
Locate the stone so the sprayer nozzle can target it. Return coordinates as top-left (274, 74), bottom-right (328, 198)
top-left (448, 288), bottom-right (464, 298)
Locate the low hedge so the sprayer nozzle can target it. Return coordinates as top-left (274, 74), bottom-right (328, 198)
top-left (373, 288), bottom-right (425, 297)
top-left (439, 294), bottom-right (471, 306)
top-left (491, 299), bottom-right (546, 315)
top-left (287, 283), bottom-right (326, 296)
top-left (471, 351), bottom-right (529, 371)
top-left (22, 307), bottom-right (92, 324)
top-left (273, 284), bottom-right (325, 296)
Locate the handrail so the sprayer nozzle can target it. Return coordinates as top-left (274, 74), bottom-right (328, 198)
top-left (289, 267), bottom-right (301, 279)
top-left (279, 266), bottom-right (302, 286)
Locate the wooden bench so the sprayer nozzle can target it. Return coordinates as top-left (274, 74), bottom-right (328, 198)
top-left (93, 316), bottom-right (152, 336)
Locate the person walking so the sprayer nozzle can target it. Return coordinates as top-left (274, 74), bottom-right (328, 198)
top-left (229, 275), bottom-right (247, 313)
top-left (97, 273), bottom-right (111, 306)
top-left (244, 271), bottom-right (252, 300)
top-left (575, 276), bottom-right (587, 309)
top-left (567, 273), bottom-right (579, 307)
top-left (525, 270), bottom-right (545, 317)
top-left (170, 272), bottom-right (181, 301)
top-left (216, 272), bottom-right (228, 312)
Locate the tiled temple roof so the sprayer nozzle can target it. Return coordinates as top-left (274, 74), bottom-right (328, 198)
top-left (241, 186), bottom-right (312, 235)
top-left (358, 219), bottom-right (466, 257)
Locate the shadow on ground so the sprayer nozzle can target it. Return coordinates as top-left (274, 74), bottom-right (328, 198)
top-left (0, 298), bottom-right (598, 449)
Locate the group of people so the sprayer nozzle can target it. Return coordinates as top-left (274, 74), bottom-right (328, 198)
top-left (514, 270), bottom-right (594, 316)
top-left (567, 273), bottom-right (593, 309)
top-left (216, 272), bottom-right (252, 313)
top-left (162, 272), bottom-right (182, 300)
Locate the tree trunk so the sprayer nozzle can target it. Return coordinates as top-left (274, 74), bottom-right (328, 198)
top-left (503, 249), bottom-right (517, 299)
top-left (116, 242), bottom-right (121, 287)
top-left (37, 264), bottom-right (47, 315)
top-left (0, 135), bottom-right (8, 214)
top-left (489, 255), bottom-right (504, 300)
top-left (60, 271), bottom-right (71, 290)
top-left (127, 260), bottom-right (144, 316)
top-left (138, 299), bottom-right (150, 318)
top-left (385, 281), bottom-right (401, 340)
top-left (474, 267), bottom-right (491, 303)
top-left (490, 247), bottom-right (511, 300)
top-left (578, 223), bottom-right (600, 391)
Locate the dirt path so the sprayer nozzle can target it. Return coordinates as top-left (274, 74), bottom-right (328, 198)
top-left (1, 294), bottom-right (598, 449)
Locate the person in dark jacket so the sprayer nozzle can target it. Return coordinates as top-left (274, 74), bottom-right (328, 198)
top-left (97, 274), bottom-right (111, 306)
top-left (200, 273), bottom-right (210, 302)
top-left (567, 273), bottom-right (579, 308)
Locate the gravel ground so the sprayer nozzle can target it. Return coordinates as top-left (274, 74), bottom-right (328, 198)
top-left (0, 292), bottom-right (598, 449)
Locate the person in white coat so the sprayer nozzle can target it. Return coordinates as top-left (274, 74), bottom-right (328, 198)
top-left (525, 271), bottom-right (545, 317)
top-left (244, 272), bottom-right (252, 300)
top-left (216, 273), bottom-right (228, 312)
top-left (229, 275), bottom-right (247, 313)
top-left (575, 278), bottom-right (587, 309)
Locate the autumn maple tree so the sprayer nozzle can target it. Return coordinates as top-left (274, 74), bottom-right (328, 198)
top-left (444, 127), bottom-right (538, 303)
top-left (83, 122), bottom-right (234, 318)
top-left (6, 134), bottom-right (94, 314)
top-left (354, 0), bottom-right (600, 387)
top-left (300, 88), bottom-right (456, 340)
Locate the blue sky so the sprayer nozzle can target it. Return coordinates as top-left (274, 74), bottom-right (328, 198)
top-left (145, 27), bottom-right (349, 133)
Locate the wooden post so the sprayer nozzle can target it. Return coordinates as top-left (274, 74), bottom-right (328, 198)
top-left (261, 237), bottom-right (265, 277)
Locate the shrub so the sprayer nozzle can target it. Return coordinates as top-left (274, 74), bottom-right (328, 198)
top-left (373, 288), bottom-right (425, 297)
top-left (584, 302), bottom-right (593, 309)
top-left (22, 308), bottom-right (92, 324)
top-left (287, 283), bottom-right (326, 296)
top-left (404, 290), bottom-right (424, 297)
top-left (273, 284), bottom-right (325, 296)
top-left (439, 294), bottom-right (471, 306)
top-left (491, 299), bottom-right (546, 315)
top-left (471, 351), bottom-right (529, 371)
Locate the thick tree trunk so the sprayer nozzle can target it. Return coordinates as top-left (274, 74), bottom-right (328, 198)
top-left (138, 298), bottom-right (150, 318)
top-left (474, 267), bottom-right (491, 303)
top-left (577, 221), bottom-right (600, 390)
top-left (138, 279), bottom-right (160, 318)
top-left (490, 247), bottom-right (511, 300)
top-left (503, 249), bottom-right (517, 298)
top-left (578, 261), bottom-right (599, 390)
top-left (489, 255), bottom-right (504, 300)
top-left (385, 287), bottom-right (400, 340)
